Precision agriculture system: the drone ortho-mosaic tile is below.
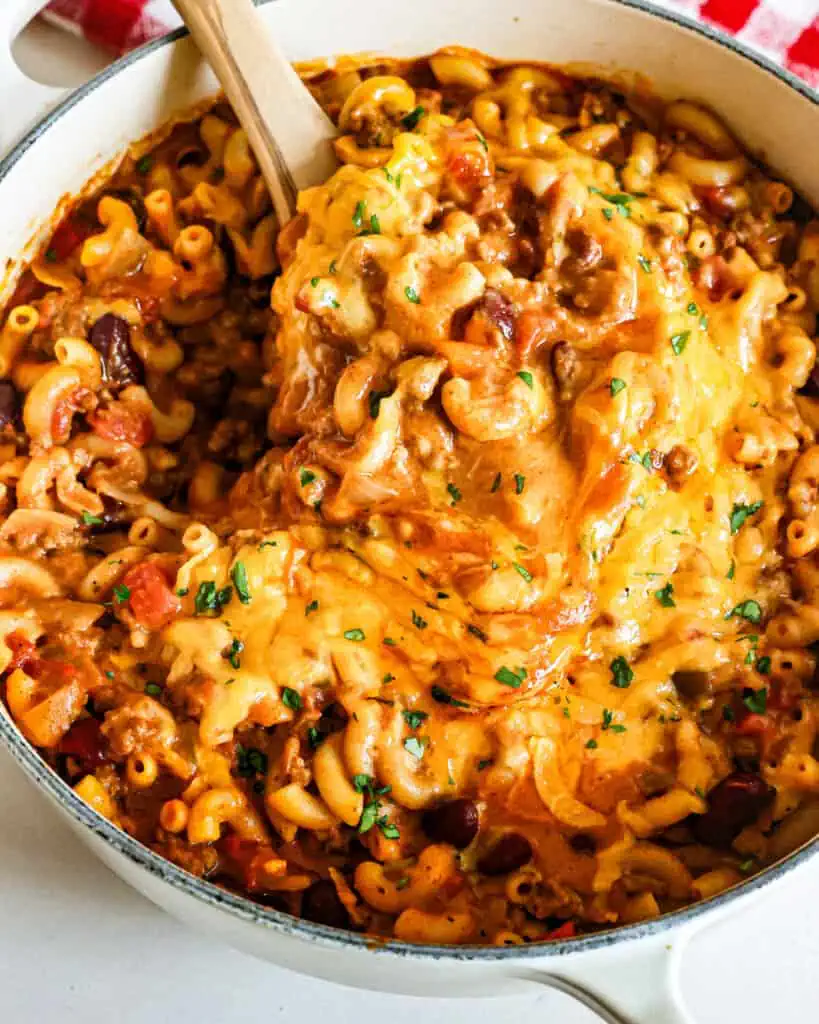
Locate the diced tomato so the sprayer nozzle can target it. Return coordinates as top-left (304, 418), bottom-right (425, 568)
top-left (57, 717), bottom-right (105, 772)
top-left (4, 633), bottom-right (39, 676)
top-left (88, 405), bottom-right (154, 447)
top-left (698, 186), bottom-right (735, 220)
top-left (9, 269), bottom-right (46, 308)
top-left (444, 121), bottom-right (493, 198)
top-left (547, 921), bottom-right (577, 940)
top-left (122, 562), bottom-right (181, 630)
top-left (735, 713), bottom-right (769, 736)
top-left (515, 310), bottom-right (553, 359)
top-left (220, 835), bottom-right (269, 890)
top-left (47, 213), bottom-right (97, 262)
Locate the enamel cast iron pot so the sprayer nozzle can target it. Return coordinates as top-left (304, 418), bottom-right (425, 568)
top-left (0, 1), bottom-right (817, 1021)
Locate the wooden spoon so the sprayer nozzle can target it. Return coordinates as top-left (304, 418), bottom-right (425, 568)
top-left (172, 0), bottom-right (338, 224)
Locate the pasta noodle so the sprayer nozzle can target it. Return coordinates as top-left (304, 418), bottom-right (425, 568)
top-left (1, 49), bottom-right (818, 946)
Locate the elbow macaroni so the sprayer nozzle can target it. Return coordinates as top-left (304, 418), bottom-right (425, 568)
top-left (1, 49), bottom-right (819, 945)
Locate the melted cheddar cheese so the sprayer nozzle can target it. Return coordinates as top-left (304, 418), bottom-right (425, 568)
top-left (2, 50), bottom-right (819, 945)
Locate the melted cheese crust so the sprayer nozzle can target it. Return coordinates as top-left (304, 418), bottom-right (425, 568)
top-left (3, 50), bottom-right (819, 945)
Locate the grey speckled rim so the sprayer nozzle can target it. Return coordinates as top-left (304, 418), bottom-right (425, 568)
top-left (0, 0), bottom-right (817, 964)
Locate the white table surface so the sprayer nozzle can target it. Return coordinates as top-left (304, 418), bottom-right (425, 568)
top-left (2, 18), bottom-right (818, 1024)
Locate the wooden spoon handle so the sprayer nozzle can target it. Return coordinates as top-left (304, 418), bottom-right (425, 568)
top-left (172, 0), bottom-right (337, 223)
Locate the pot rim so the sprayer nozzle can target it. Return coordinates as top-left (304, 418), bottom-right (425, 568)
top-left (0, 0), bottom-right (817, 964)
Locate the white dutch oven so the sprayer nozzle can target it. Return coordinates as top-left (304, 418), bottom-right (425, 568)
top-left (0, 2), bottom-right (817, 1021)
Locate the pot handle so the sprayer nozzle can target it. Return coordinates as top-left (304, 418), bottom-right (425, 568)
top-left (513, 925), bottom-right (697, 1024)
top-left (0, 0), bottom-right (71, 156)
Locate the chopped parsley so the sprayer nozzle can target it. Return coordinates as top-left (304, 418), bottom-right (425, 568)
top-left (637, 254), bottom-right (652, 273)
top-left (742, 687), bottom-right (767, 715)
top-left (144, 682), bottom-right (162, 697)
top-left (514, 473), bottom-right (526, 495)
top-left (305, 599), bottom-right (319, 616)
top-left (401, 105), bottom-right (425, 131)
top-left (81, 512), bottom-right (103, 526)
top-left (310, 276), bottom-right (320, 287)
top-left (328, 260), bottom-right (337, 275)
top-left (670, 330), bottom-right (691, 356)
top-left (258, 540), bottom-right (278, 550)
top-left (236, 744), bottom-right (267, 778)
top-left (224, 637), bottom-right (244, 669)
top-left (494, 665), bottom-right (527, 688)
top-left (517, 370), bottom-right (534, 389)
top-left (354, 775), bottom-right (398, 838)
top-left (281, 687), bottom-right (302, 712)
top-left (491, 472), bottom-right (502, 493)
top-left (300, 468), bottom-right (316, 487)
top-left (344, 628), bottom-right (366, 642)
top-left (352, 200), bottom-right (367, 230)
top-left (231, 561), bottom-right (251, 605)
top-left (589, 186), bottom-right (637, 217)
top-left (405, 285), bottom-right (421, 304)
top-left (755, 656), bottom-right (772, 676)
top-left (610, 655), bottom-right (634, 689)
top-left (610, 377), bottom-right (626, 397)
top-left (136, 155), bottom-right (153, 174)
top-left (729, 501), bottom-right (763, 535)
top-left (411, 610), bottom-right (428, 630)
top-left (722, 705), bottom-right (735, 722)
top-left (655, 582), bottom-right (676, 608)
top-left (727, 560), bottom-right (736, 581)
top-left (586, 739), bottom-right (599, 749)
top-left (725, 599), bottom-right (762, 624)
top-left (194, 580), bottom-right (232, 615)
top-left (431, 685), bottom-right (469, 708)
top-left (112, 584), bottom-right (130, 605)
top-left (403, 736), bottom-right (429, 760)
top-left (513, 562), bottom-right (533, 583)
top-left (601, 709), bottom-right (614, 730)
top-left (447, 482), bottom-right (462, 505)
top-left (44, 247), bottom-right (58, 262)
top-left (307, 727), bottom-right (323, 749)
top-left (402, 710), bottom-right (428, 730)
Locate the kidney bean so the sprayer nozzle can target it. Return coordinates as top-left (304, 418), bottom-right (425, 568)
top-left (481, 289), bottom-right (516, 342)
top-left (478, 832), bottom-right (532, 875)
top-left (301, 879), bottom-right (350, 929)
top-left (0, 380), bottom-right (19, 429)
top-left (89, 313), bottom-right (143, 388)
top-left (57, 717), bottom-right (105, 773)
top-left (422, 798), bottom-right (479, 849)
top-left (692, 772), bottom-right (774, 848)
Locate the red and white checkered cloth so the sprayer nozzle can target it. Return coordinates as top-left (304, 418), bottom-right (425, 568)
top-left (42, 0), bottom-right (819, 88)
